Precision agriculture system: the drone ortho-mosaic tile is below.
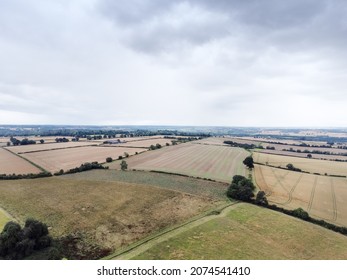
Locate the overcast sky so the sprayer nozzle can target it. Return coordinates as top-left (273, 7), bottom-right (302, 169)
top-left (1, 0), bottom-right (347, 127)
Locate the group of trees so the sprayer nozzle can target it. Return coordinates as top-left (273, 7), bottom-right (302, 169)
top-left (0, 219), bottom-right (54, 260)
top-left (9, 137), bottom-right (37, 146)
top-left (149, 144), bottom-right (162, 150)
top-left (286, 163), bottom-right (302, 172)
top-left (54, 162), bottom-right (108, 176)
top-left (55, 137), bottom-right (69, 143)
top-left (227, 175), bottom-right (268, 206)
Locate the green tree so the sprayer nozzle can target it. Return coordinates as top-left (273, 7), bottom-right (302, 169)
top-left (40, 139), bottom-right (45, 144)
top-left (106, 157), bottom-right (113, 163)
top-left (307, 154), bottom-right (312, 158)
top-left (120, 160), bottom-right (128, 171)
top-left (243, 156), bottom-right (254, 169)
top-left (292, 208), bottom-right (310, 220)
top-left (286, 163), bottom-right (294, 170)
top-left (255, 191), bottom-right (268, 206)
top-left (227, 175), bottom-right (255, 201)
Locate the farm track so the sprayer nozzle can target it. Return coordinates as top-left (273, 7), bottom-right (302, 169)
top-left (330, 178), bottom-right (338, 222)
top-left (307, 176), bottom-right (318, 211)
top-left (284, 173), bottom-right (303, 205)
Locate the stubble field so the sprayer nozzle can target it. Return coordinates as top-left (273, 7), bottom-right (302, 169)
top-left (21, 146), bottom-right (147, 172)
top-left (0, 148), bottom-right (41, 175)
top-left (254, 164), bottom-right (347, 227)
top-left (107, 143), bottom-right (250, 183)
top-left (254, 152), bottom-right (347, 176)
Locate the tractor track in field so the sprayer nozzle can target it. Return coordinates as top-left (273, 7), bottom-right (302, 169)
top-left (283, 173), bottom-right (303, 205)
top-left (330, 178), bottom-right (338, 222)
top-left (307, 176), bottom-right (318, 212)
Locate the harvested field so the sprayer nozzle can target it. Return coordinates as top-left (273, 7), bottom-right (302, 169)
top-left (0, 175), bottom-right (218, 259)
top-left (6, 141), bottom-right (96, 154)
top-left (254, 152), bottom-right (347, 176)
top-left (90, 136), bottom-right (165, 143)
top-left (61, 169), bottom-right (229, 200)
top-left (21, 146), bottom-right (147, 172)
top-left (193, 137), bottom-right (230, 146)
top-left (107, 143), bottom-right (250, 183)
top-left (0, 148), bottom-right (41, 175)
top-left (256, 149), bottom-right (347, 161)
top-left (254, 164), bottom-right (347, 227)
top-left (128, 203), bottom-right (347, 260)
top-left (106, 138), bottom-right (173, 148)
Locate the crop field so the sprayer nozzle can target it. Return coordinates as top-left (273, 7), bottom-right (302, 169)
top-left (193, 137), bottom-right (230, 146)
top-left (21, 146), bottom-right (147, 172)
top-left (6, 141), bottom-right (96, 154)
top-left (254, 165), bottom-right (347, 227)
top-left (107, 143), bottom-right (250, 183)
top-left (90, 136), bottom-right (165, 143)
top-left (0, 175), bottom-right (218, 259)
top-left (127, 203), bottom-right (347, 260)
top-left (0, 148), bottom-right (41, 175)
top-left (109, 138), bottom-right (173, 148)
top-left (256, 149), bottom-right (347, 161)
top-left (254, 152), bottom-right (347, 176)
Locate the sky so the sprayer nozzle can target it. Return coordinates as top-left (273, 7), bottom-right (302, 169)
top-left (0, 0), bottom-right (347, 127)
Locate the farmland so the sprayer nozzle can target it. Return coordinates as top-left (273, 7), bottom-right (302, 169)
top-left (256, 149), bottom-right (347, 161)
top-left (107, 143), bottom-right (250, 183)
top-left (0, 173), bottom-right (219, 259)
top-left (254, 152), bottom-right (347, 176)
top-left (254, 164), bottom-right (347, 227)
top-left (107, 138), bottom-right (173, 148)
top-left (121, 203), bottom-right (347, 260)
top-left (0, 148), bottom-right (41, 175)
top-left (21, 146), bottom-right (147, 173)
top-left (6, 141), bottom-right (96, 154)
top-left (0, 207), bottom-right (11, 231)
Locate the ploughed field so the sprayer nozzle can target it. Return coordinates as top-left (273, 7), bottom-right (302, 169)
top-left (0, 148), bottom-right (41, 175)
top-left (20, 146), bottom-right (147, 173)
top-left (254, 164), bottom-right (347, 227)
top-left (0, 171), bottom-right (221, 259)
top-left (107, 143), bottom-right (250, 183)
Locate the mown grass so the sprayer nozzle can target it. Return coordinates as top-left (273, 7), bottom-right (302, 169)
top-left (132, 203), bottom-right (347, 260)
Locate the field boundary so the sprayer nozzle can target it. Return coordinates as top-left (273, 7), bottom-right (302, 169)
top-left (103, 202), bottom-right (238, 260)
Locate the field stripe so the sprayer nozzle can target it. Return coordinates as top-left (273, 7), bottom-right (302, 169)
top-left (330, 178), bottom-right (338, 222)
top-left (307, 176), bottom-right (318, 211)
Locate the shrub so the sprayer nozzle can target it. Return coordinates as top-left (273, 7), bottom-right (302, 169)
top-left (106, 157), bottom-right (113, 163)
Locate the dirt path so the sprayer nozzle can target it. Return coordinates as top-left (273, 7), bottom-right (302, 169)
top-left (107, 202), bottom-right (241, 260)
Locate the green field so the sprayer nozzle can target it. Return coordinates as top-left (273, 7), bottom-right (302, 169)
top-left (61, 170), bottom-right (229, 200)
top-left (0, 208), bottom-right (10, 231)
top-left (127, 203), bottom-right (347, 260)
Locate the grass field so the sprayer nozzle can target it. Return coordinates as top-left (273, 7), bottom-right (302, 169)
top-left (107, 143), bottom-right (250, 183)
top-left (0, 147), bottom-right (41, 175)
top-left (20, 146), bottom-right (147, 172)
top-left (128, 203), bottom-right (347, 260)
top-left (0, 208), bottom-right (11, 231)
top-left (0, 172), bottom-right (220, 259)
top-left (254, 152), bottom-right (347, 176)
top-left (61, 170), bottom-right (229, 200)
top-left (254, 164), bottom-right (347, 227)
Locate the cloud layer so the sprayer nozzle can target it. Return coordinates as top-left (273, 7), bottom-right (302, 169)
top-left (1, 0), bottom-right (347, 126)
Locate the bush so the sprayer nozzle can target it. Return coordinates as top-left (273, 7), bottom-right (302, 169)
top-left (106, 157), bottom-right (113, 163)
top-left (120, 160), bottom-right (128, 171)
top-left (255, 191), bottom-right (268, 206)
